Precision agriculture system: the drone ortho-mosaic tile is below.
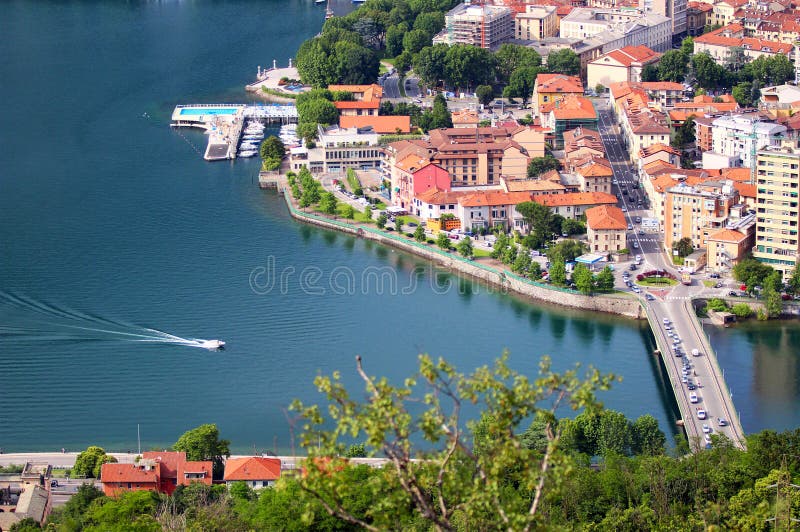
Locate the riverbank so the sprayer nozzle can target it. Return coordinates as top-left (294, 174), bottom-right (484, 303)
top-left (279, 191), bottom-right (646, 320)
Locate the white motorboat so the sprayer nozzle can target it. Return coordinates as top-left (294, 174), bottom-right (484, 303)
top-left (199, 339), bottom-right (225, 349)
top-left (242, 134), bottom-right (263, 140)
top-left (238, 150), bottom-right (257, 157)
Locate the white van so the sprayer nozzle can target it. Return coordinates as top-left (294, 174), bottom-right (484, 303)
top-left (691, 348), bottom-right (701, 357)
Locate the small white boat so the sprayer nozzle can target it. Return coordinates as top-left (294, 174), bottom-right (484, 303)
top-left (239, 150), bottom-right (257, 157)
top-left (199, 339), bottom-right (225, 349)
top-left (243, 134), bottom-right (263, 139)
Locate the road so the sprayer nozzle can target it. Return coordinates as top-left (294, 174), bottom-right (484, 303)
top-left (380, 73), bottom-right (401, 99)
top-left (404, 76), bottom-right (420, 98)
top-left (596, 101), bottom-right (746, 449)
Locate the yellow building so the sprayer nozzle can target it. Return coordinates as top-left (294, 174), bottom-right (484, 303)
top-left (514, 5), bottom-right (557, 41)
top-left (532, 73), bottom-right (583, 119)
top-left (754, 142), bottom-right (800, 280)
top-left (585, 204), bottom-right (628, 252)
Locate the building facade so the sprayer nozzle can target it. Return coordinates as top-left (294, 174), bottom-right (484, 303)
top-left (515, 5), bottom-right (558, 40)
top-left (585, 205), bottom-right (628, 252)
top-left (754, 142), bottom-right (800, 279)
top-left (433, 4), bottom-right (514, 49)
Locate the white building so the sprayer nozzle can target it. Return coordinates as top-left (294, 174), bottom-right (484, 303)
top-left (559, 8), bottom-right (672, 52)
top-left (708, 115), bottom-right (787, 170)
top-left (289, 125), bottom-right (383, 174)
top-left (433, 4), bottom-right (515, 49)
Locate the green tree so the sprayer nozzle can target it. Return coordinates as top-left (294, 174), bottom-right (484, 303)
top-left (291, 352), bottom-right (617, 531)
top-left (573, 263), bottom-right (594, 294)
top-left (561, 218), bottom-right (585, 235)
top-left (344, 443), bottom-right (367, 458)
top-left (297, 97), bottom-right (339, 126)
top-left (494, 43), bottom-right (542, 84)
top-left (363, 205), bottom-right (373, 221)
top-left (732, 81), bottom-right (753, 107)
top-left (516, 200), bottom-right (554, 247)
top-left (527, 155), bottom-right (561, 177)
top-left (597, 410), bottom-right (632, 456)
top-left (414, 224), bottom-right (426, 242)
top-left (512, 249), bottom-right (532, 275)
top-left (631, 414), bottom-right (666, 456)
top-left (81, 490), bottom-right (161, 531)
top-left (9, 518), bottom-right (40, 532)
top-left (705, 298), bottom-right (729, 312)
top-left (376, 213), bottom-right (388, 229)
top-left (546, 49), bottom-right (580, 76)
top-left (658, 50), bottom-right (689, 82)
top-left (595, 266), bottom-right (615, 291)
top-left (456, 235), bottom-right (474, 258)
top-left (475, 84), bottom-right (494, 106)
top-left (692, 52), bottom-right (726, 89)
top-left (548, 239), bottom-right (587, 263)
top-left (788, 265), bottom-right (800, 293)
top-left (402, 28), bottom-right (429, 55)
top-left (549, 259), bottom-right (567, 285)
top-left (319, 192), bottom-right (338, 216)
top-left (259, 135), bottom-right (285, 162)
top-left (342, 204), bottom-right (355, 219)
top-left (672, 237), bottom-right (694, 258)
top-left (640, 64), bottom-right (659, 82)
top-left (443, 44), bottom-right (496, 90)
top-left (412, 44), bottom-right (449, 87)
top-left (72, 446), bottom-right (117, 478)
top-left (731, 302), bottom-right (753, 318)
top-left (529, 260), bottom-right (542, 280)
top-left (436, 232), bottom-right (452, 250)
top-left (413, 11), bottom-right (445, 39)
top-left (762, 271), bottom-right (783, 318)
top-left (173, 424), bottom-right (231, 480)
top-left (732, 257), bottom-right (775, 291)
top-left (385, 23), bottom-right (408, 57)
top-left (503, 66), bottom-right (541, 105)
top-left (680, 36), bottom-right (694, 57)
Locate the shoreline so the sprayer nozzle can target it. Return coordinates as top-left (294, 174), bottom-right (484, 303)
top-left (280, 191), bottom-right (646, 320)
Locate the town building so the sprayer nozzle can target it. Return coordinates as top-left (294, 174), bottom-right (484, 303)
top-left (433, 4), bottom-right (515, 49)
top-left (586, 45), bottom-right (661, 89)
top-left (559, 8), bottom-right (671, 52)
top-left (638, 143), bottom-right (681, 170)
top-left (685, 1), bottom-right (712, 35)
top-left (532, 73), bottom-right (584, 119)
top-left (500, 176), bottom-right (567, 195)
top-left (339, 115), bottom-right (411, 134)
top-left (100, 452), bottom-right (212, 497)
top-left (412, 188), bottom-right (471, 220)
top-left (585, 204), bottom-right (628, 252)
top-left (639, 0), bottom-right (687, 36)
top-left (693, 24), bottom-right (793, 64)
top-left (664, 180), bottom-right (741, 252)
top-left (451, 108), bottom-right (481, 129)
top-left (572, 155), bottom-right (614, 193)
top-left (753, 141), bottom-right (800, 279)
top-left (531, 191), bottom-right (618, 219)
top-left (290, 125), bottom-right (383, 174)
top-left (708, 0), bottom-right (748, 28)
top-left (704, 114), bottom-right (787, 170)
top-left (609, 82), bottom-right (672, 161)
top-left (540, 94), bottom-right (599, 148)
top-left (515, 5), bottom-right (558, 40)
top-left (457, 191), bottom-right (537, 231)
top-left (327, 84), bottom-right (382, 116)
top-left (706, 205), bottom-right (757, 272)
top-left (391, 155), bottom-right (451, 211)
top-left (223, 457), bottom-right (282, 490)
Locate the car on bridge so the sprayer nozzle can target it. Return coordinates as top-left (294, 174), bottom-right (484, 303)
top-left (690, 392), bottom-right (699, 403)
top-left (697, 409), bottom-right (707, 420)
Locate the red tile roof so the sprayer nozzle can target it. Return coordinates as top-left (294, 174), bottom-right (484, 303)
top-left (415, 188), bottom-right (469, 205)
top-left (459, 191), bottom-right (534, 207)
top-left (585, 205), bottom-right (627, 230)
top-left (223, 457), bottom-right (281, 482)
top-left (695, 24), bottom-right (793, 55)
top-left (142, 451), bottom-right (186, 479)
top-left (708, 228), bottom-right (747, 242)
top-left (339, 115), bottom-right (411, 133)
top-left (178, 461), bottom-right (213, 486)
top-left (639, 143), bottom-right (680, 158)
top-left (536, 73), bottom-right (583, 94)
top-left (600, 45), bottom-right (661, 68)
top-left (532, 191), bottom-right (617, 206)
top-left (542, 94), bottom-right (597, 120)
top-left (733, 182), bottom-right (756, 199)
top-left (101, 463), bottom-right (159, 484)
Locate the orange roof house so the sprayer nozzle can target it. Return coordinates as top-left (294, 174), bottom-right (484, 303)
top-left (101, 452), bottom-right (212, 497)
top-left (587, 45), bottom-right (661, 89)
top-left (339, 115), bottom-right (411, 134)
top-left (101, 462), bottom-right (160, 497)
top-left (694, 24), bottom-right (793, 63)
top-left (328, 84), bottom-right (383, 116)
top-left (585, 205), bottom-right (627, 230)
top-left (223, 457), bottom-right (282, 489)
top-left (531, 191), bottom-right (617, 219)
top-left (533, 73), bottom-right (584, 118)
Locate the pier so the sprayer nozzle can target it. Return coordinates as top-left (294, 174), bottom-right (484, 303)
top-left (170, 104), bottom-right (298, 161)
top-left (645, 294), bottom-right (746, 451)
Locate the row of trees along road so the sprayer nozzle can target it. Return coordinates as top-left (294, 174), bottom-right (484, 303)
top-left (640, 36), bottom-right (794, 108)
top-left (40, 353), bottom-right (800, 531)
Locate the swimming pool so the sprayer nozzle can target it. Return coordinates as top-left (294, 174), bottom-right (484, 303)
top-left (179, 107), bottom-right (239, 116)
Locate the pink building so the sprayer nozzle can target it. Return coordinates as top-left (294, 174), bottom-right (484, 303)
top-left (392, 155), bottom-right (451, 210)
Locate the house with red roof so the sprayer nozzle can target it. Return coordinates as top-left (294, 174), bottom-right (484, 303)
top-left (694, 24), bottom-right (793, 64)
top-left (223, 457), bottom-right (282, 490)
top-left (391, 154), bottom-right (451, 211)
top-left (456, 191), bottom-right (537, 231)
top-left (638, 143), bottom-right (681, 170)
top-left (585, 205), bottom-right (627, 252)
top-left (100, 452), bottom-right (212, 497)
top-left (327, 84), bottom-right (383, 116)
top-left (587, 45), bottom-right (661, 90)
top-left (540, 94), bottom-right (598, 149)
top-left (532, 73), bottom-right (584, 119)
top-left (531, 191), bottom-right (617, 219)
top-left (339, 115), bottom-right (411, 134)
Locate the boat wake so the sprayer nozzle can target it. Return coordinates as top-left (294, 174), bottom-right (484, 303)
top-left (0, 291), bottom-right (224, 350)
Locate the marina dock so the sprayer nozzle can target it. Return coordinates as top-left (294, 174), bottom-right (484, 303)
top-left (170, 104), bottom-right (298, 161)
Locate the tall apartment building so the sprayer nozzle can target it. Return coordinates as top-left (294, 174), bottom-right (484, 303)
top-left (559, 8), bottom-right (672, 52)
top-left (707, 114), bottom-right (787, 171)
top-left (432, 4), bottom-right (514, 49)
top-left (753, 142), bottom-right (800, 279)
top-left (515, 5), bottom-right (558, 41)
top-left (664, 180), bottom-right (740, 252)
top-left (640, 0), bottom-right (687, 36)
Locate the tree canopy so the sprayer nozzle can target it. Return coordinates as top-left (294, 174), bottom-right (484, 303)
top-left (72, 446), bottom-right (117, 478)
top-left (545, 49), bottom-right (580, 76)
top-left (173, 424), bottom-right (231, 479)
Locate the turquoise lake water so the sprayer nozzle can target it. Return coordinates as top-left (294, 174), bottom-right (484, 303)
top-left (1, 0), bottom-right (795, 454)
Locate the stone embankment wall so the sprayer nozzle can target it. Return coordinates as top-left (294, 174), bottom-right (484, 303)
top-left (285, 200), bottom-right (645, 319)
